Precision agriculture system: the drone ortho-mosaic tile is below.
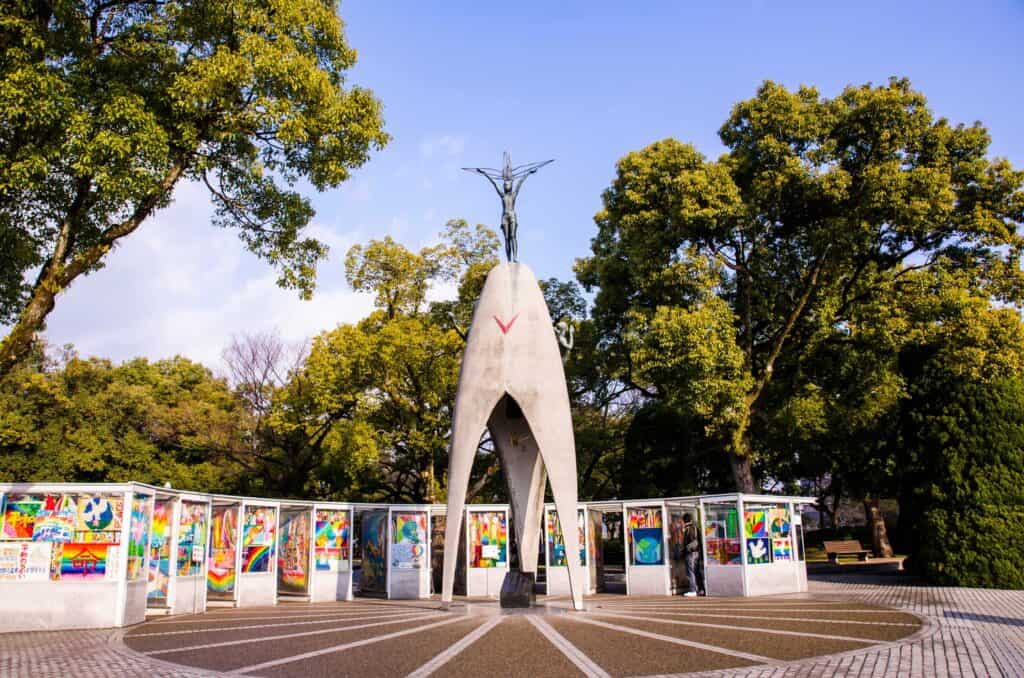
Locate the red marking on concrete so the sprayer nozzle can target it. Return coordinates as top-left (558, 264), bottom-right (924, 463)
top-left (493, 313), bottom-right (520, 334)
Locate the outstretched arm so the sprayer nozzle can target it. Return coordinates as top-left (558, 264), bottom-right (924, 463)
top-left (512, 160), bottom-right (554, 200)
top-left (471, 169), bottom-right (503, 197)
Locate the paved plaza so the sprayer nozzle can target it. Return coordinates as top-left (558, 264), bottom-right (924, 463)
top-left (2, 575), bottom-right (1022, 677)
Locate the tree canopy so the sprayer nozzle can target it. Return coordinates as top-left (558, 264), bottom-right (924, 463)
top-left (0, 0), bottom-right (388, 377)
top-left (576, 77), bottom-right (1024, 491)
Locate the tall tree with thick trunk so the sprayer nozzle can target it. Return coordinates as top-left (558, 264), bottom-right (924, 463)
top-left (0, 0), bottom-right (388, 378)
top-left (576, 78), bottom-right (1023, 492)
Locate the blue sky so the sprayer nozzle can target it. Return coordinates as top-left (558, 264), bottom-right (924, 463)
top-left (40, 0), bottom-right (1024, 367)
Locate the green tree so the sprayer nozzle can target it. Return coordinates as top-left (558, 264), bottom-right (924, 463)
top-left (0, 348), bottom-right (248, 490)
top-left (897, 369), bottom-right (1024, 588)
top-left (0, 0), bottom-right (388, 377)
top-left (576, 78), bottom-right (1024, 491)
top-left (254, 220), bottom-right (500, 502)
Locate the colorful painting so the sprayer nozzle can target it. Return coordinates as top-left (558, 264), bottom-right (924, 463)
top-left (0, 542), bottom-right (53, 581)
top-left (391, 512), bottom-right (427, 569)
top-left (243, 506), bottom-right (275, 546)
top-left (277, 510), bottom-right (310, 594)
top-left (31, 495), bottom-right (77, 543)
top-left (631, 527), bottom-right (664, 565)
top-left (242, 545), bottom-right (271, 572)
top-left (588, 510), bottom-right (605, 592)
top-left (705, 538), bottom-right (742, 565)
top-left (768, 506), bottom-right (791, 537)
top-left (73, 530), bottom-right (120, 543)
top-left (746, 537), bottom-right (771, 564)
top-left (60, 542), bottom-right (115, 580)
top-left (2, 498), bottom-right (43, 540)
top-left (147, 500), bottom-right (171, 602)
top-left (744, 509), bottom-right (767, 539)
top-left (628, 507), bottom-right (662, 530)
top-left (76, 495), bottom-right (123, 532)
top-left (545, 509), bottom-right (586, 567)
top-left (360, 511), bottom-right (387, 593)
top-left (772, 537), bottom-right (792, 561)
top-left (315, 547), bottom-right (341, 570)
top-left (314, 510), bottom-right (350, 571)
top-left (176, 502), bottom-right (207, 576)
top-left (126, 495), bottom-right (150, 581)
top-left (468, 511), bottom-right (507, 568)
top-left (208, 506), bottom-right (238, 595)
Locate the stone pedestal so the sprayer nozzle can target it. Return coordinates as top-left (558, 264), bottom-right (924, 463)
top-left (500, 569), bottom-right (536, 608)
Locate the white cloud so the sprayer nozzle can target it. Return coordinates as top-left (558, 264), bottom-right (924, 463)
top-left (40, 180), bottom-right (376, 369)
top-left (419, 134), bottom-right (467, 158)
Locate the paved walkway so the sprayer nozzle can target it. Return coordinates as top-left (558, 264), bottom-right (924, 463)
top-left (1, 575), bottom-right (1021, 677)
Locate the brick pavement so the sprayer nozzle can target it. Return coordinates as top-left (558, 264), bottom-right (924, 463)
top-left (1, 574), bottom-right (1021, 677)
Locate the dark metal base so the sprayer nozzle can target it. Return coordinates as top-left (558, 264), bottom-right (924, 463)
top-left (500, 569), bottom-right (536, 608)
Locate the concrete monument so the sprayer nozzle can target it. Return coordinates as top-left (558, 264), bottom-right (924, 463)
top-left (443, 155), bottom-right (584, 611)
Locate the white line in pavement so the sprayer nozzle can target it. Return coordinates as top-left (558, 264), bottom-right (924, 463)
top-left (146, 605), bottom-right (397, 623)
top-left (590, 610), bottom-right (878, 643)
top-left (227, 615), bottom-right (466, 675)
top-left (570, 615), bottom-right (773, 664)
top-left (527, 616), bottom-right (611, 678)
top-left (144, 611), bottom-right (441, 655)
top-left (594, 605), bottom-right (902, 614)
top-left (634, 611), bottom-right (918, 626)
top-left (130, 611), bottom-right (419, 638)
top-left (406, 616), bottom-right (504, 678)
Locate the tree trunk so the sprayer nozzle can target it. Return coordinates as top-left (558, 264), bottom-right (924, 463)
top-left (864, 496), bottom-right (893, 557)
top-left (0, 271), bottom-right (62, 378)
top-left (727, 450), bottom-right (757, 493)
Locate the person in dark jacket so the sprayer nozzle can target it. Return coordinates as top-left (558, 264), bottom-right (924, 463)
top-left (682, 513), bottom-right (705, 597)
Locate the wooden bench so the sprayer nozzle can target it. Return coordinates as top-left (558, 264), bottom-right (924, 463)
top-left (823, 540), bottom-right (871, 563)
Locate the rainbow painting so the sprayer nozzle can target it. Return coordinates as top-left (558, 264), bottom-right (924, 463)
top-left (60, 543), bottom-right (110, 580)
top-left (772, 538), bottom-right (792, 561)
top-left (31, 495), bottom-right (76, 543)
top-left (468, 511), bottom-right (507, 568)
top-left (628, 507), bottom-right (662, 530)
top-left (744, 510), bottom-right (767, 539)
top-left (242, 545), bottom-right (271, 572)
top-left (207, 564), bottom-right (235, 592)
top-left (2, 498), bottom-right (42, 540)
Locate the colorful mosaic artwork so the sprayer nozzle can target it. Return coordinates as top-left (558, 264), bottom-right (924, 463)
top-left (277, 511), bottom-right (310, 593)
top-left (60, 542), bottom-right (114, 580)
top-left (772, 537), bottom-right (793, 561)
top-left (126, 495), bottom-right (150, 581)
top-left (208, 506), bottom-right (238, 595)
top-left (243, 507), bottom-right (275, 547)
top-left (391, 512), bottom-right (427, 569)
top-left (2, 498), bottom-right (43, 540)
top-left (0, 542), bottom-right (52, 581)
top-left (76, 495), bottom-right (123, 533)
top-left (468, 511), bottom-right (507, 568)
top-left (545, 509), bottom-right (586, 567)
top-left (360, 511), bottom-right (387, 592)
top-left (744, 509), bottom-right (767, 539)
top-left (746, 537), bottom-right (771, 564)
top-left (768, 506), bottom-right (791, 537)
top-left (314, 510), bottom-right (350, 571)
top-left (631, 526), bottom-right (664, 565)
top-left (31, 495), bottom-right (77, 543)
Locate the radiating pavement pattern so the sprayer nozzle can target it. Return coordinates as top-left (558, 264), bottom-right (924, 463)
top-left (3, 577), bottom-right (1024, 677)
